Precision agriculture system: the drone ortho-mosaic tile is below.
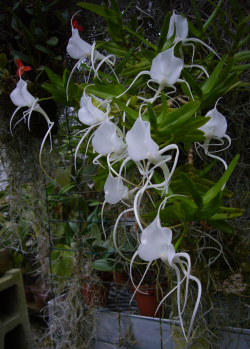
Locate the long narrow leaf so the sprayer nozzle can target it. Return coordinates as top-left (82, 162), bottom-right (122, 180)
top-left (157, 13), bottom-right (171, 52)
top-left (203, 0), bottom-right (223, 31)
top-left (179, 172), bottom-right (203, 208)
top-left (202, 155), bottom-right (239, 204)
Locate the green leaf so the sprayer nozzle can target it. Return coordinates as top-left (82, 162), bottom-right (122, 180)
top-left (203, 0), bottom-right (223, 31)
top-left (187, 19), bottom-right (200, 37)
top-left (124, 26), bottom-right (157, 50)
top-left (45, 67), bottom-right (63, 86)
top-left (172, 117), bottom-right (209, 140)
top-left (208, 207), bottom-right (243, 220)
top-left (55, 9), bottom-right (66, 25)
top-left (29, 19), bottom-right (35, 41)
top-left (112, 98), bottom-right (139, 123)
top-left (215, 58), bottom-right (235, 87)
top-left (201, 55), bottom-right (226, 93)
top-left (25, 8), bottom-right (35, 15)
top-left (181, 69), bottom-right (203, 98)
top-left (179, 172), bottom-right (203, 208)
top-left (228, 0), bottom-right (244, 23)
top-left (35, 44), bottom-right (55, 57)
top-left (206, 219), bottom-right (236, 233)
top-left (12, 2), bottom-right (20, 10)
top-left (231, 63), bottom-right (250, 72)
top-left (36, 0), bottom-right (47, 33)
top-left (35, 27), bottom-right (45, 39)
top-left (202, 155), bottom-right (239, 205)
top-left (11, 50), bottom-right (32, 64)
top-left (234, 50), bottom-right (250, 62)
top-left (201, 73), bottom-right (238, 109)
top-left (46, 37), bottom-right (58, 46)
top-left (158, 101), bottom-right (200, 131)
top-left (50, 245), bottom-right (74, 282)
top-left (92, 259), bottom-right (114, 272)
top-left (219, 12), bottom-right (235, 39)
top-left (121, 59), bottom-right (151, 77)
top-left (0, 14), bottom-right (7, 22)
top-left (91, 223), bottom-right (102, 245)
top-left (106, 15), bottom-right (122, 42)
top-left (77, 2), bottom-right (115, 18)
top-left (141, 47), bottom-right (157, 62)
top-left (237, 33), bottom-right (250, 49)
top-left (147, 103), bottom-right (157, 128)
top-left (157, 12), bottom-right (171, 52)
top-left (97, 41), bottom-right (126, 57)
top-left (115, 47), bottom-right (135, 76)
top-left (191, 0), bottom-right (203, 33)
top-left (85, 84), bottom-right (117, 99)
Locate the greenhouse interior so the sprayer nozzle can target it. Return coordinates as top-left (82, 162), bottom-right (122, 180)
top-left (0, 0), bottom-right (250, 348)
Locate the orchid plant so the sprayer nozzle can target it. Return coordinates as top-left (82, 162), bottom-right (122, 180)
top-left (9, 0), bottom-right (248, 343)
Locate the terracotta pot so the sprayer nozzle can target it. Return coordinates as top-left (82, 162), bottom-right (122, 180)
top-left (24, 289), bottom-right (34, 303)
top-left (130, 280), bottom-right (168, 318)
top-left (30, 286), bottom-right (48, 309)
top-left (113, 271), bottom-right (129, 285)
top-left (82, 273), bottom-right (113, 307)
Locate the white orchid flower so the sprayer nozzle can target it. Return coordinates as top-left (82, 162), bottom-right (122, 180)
top-left (125, 117), bottom-right (178, 184)
top-left (149, 46), bottom-right (183, 87)
top-left (66, 13), bottom-right (116, 99)
top-left (101, 173), bottom-right (138, 241)
top-left (198, 100), bottom-right (231, 172)
top-left (116, 45), bottom-right (184, 103)
top-left (10, 78), bottom-right (54, 179)
top-left (78, 92), bottom-right (106, 125)
top-left (129, 198), bottom-right (201, 342)
top-left (10, 79), bottom-right (52, 132)
top-left (167, 12), bottom-right (189, 42)
top-left (166, 12), bottom-right (219, 70)
top-left (126, 118), bottom-right (159, 162)
top-left (92, 118), bottom-right (126, 156)
top-left (66, 27), bottom-right (105, 61)
top-left (138, 217), bottom-right (175, 265)
top-left (199, 106), bottom-right (227, 152)
top-left (104, 174), bottom-right (129, 205)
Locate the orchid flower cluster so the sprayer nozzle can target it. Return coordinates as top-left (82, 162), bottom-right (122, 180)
top-left (9, 6), bottom-right (242, 343)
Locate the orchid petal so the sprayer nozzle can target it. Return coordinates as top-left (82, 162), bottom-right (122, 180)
top-left (67, 29), bottom-right (92, 59)
top-left (10, 79), bottom-right (27, 107)
top-left (104, 174), bottom-right (128, 204)
top-left (126, 118), bottom-right (159, 161)
top-left (92, 119), bottom-right (125, 155)
top-left (145, 123), bottom-right (159, 159)
top-left (200, 107), bottom-right (227, 139)
top-left (150, 47), bottom-right (183, 86)
top-left (78, 92), bottom-right (105, 125)
top-left (167, 13), bottom-right (189, 41)
top-left (138, 217), bottom-right (173, 262)
top-left (22, 84), bottom-right (36, 107)
top-left (199, 105), bottom-right (227, 156)
top-left (66, 29), bottom-right (104, 60)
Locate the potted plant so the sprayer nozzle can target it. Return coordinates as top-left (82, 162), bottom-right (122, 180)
top-left (7, 0), bottom-right (250, 346)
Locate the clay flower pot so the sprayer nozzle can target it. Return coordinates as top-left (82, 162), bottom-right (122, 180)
top-left (113, 271), bottom-right (129, 285)
top-left (30, 285), bottom-right (48, 309)
top-left (82, 273), bottom-right (113, 307)
top-left (24, 288), bottom-right (34, 303)
top-left (130, 280), bottom-right (168, 318)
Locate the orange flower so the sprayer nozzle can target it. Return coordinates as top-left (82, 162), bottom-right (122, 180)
top-left (72, 16), bottom-right (84, 31)
top-left (16, 59), bottom-right (32, 77)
